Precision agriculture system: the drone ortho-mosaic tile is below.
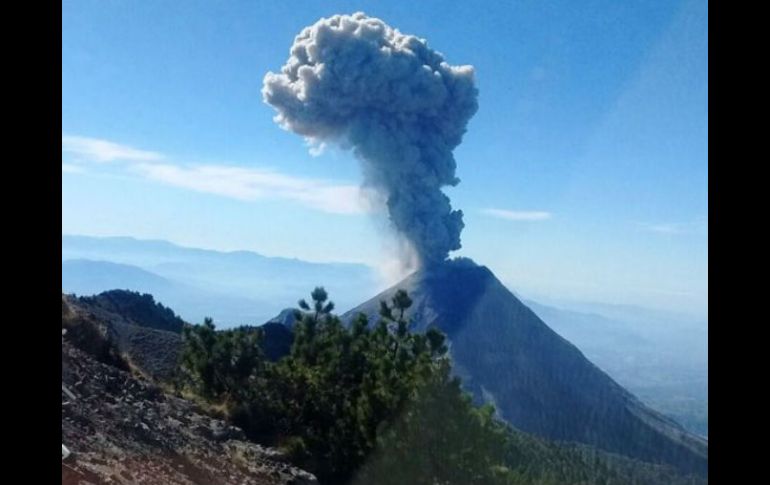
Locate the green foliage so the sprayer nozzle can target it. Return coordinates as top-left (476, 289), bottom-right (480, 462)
top-left (179, 318), bottom-right (265, 401)
top-left (80, 290), bottom-right (186, 333)
top-left (245, 287), bottom-right (453, 483)
top-left (352, 358), bottom-right (515, 485)
top-left (178, 288), bottom-right (705, 485)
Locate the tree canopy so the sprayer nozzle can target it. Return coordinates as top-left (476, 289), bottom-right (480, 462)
top-left (179, 288), bottom-right (704, 485)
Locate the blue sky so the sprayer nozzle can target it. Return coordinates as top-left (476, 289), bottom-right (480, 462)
top-left (62, 0), bottom-right (708, 317)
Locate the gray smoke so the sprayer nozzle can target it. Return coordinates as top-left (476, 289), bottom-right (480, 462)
top-left (262, 12), bottom-right (478, 266)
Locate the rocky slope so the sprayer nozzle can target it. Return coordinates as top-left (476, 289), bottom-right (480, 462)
top-left (61, 296), bottom-right (317, 485)
top-left (63, 291), bottom-right (184, 382)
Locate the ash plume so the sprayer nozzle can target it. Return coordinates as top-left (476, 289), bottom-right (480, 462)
top-left (262, 12), bottom-right (478, 267)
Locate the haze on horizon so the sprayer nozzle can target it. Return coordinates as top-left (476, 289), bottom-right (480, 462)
top-left (62, 0), bottom-right (707, 319)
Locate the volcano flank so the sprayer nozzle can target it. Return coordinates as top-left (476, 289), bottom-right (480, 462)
top-left (342, 258), bottom-right (708, 476)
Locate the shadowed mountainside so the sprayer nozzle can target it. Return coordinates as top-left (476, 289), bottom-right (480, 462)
top-left (341, 258), bottom-right (707, 476)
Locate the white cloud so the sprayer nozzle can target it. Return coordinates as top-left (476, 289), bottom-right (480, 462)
top-left (61, 163), bottom-right (85, 174)
top-left (63, 134), bottom-right (378, 215)
top-left (132, 162), bottom-right (377, 215)
top-left (481, 208), bottom-right (552, 221)
top-left (62, 135), bottom-right (164, 163)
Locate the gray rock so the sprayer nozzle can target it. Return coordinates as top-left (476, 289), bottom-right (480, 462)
top-left (62, 336), bottom-right (318, 485)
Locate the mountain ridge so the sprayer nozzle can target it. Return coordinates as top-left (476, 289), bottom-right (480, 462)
top-left (63, 235), bottom-right (382, 319)
top-left (62, 234), bottom-right (371, 269)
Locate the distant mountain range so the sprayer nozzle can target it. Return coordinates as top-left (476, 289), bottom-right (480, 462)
top-left (61, 234), bottom-right (707, 438)
top-left (62, 259), bottom-right (281, 325)
top-left (62, 235), bottom-right (383, 324)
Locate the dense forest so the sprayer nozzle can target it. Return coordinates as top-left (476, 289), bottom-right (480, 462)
top-left (176, 288), bottom-right (705, 485)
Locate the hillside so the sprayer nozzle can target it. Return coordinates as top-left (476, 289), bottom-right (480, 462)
top-left (63, 291), bottom-right (184, 381)
top-left (62, 332), bottom-right (317, 484)
top-left (62, 289), bottom-right (706, 484)
top-left (342, 258), bottom-right (708, 476)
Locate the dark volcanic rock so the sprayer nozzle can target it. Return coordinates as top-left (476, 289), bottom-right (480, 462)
top-left (341, 258), bottom-right (708, 476)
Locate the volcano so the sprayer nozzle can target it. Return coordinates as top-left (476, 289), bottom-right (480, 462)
top-left (342, 258), bottom-right (707, 475)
